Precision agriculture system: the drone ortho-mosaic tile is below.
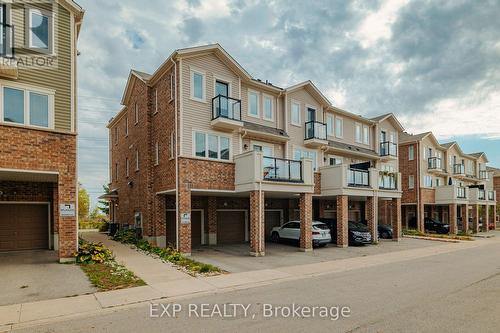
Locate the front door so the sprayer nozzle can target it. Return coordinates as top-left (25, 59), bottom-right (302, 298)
top-left (215, 81), bottom-right (229, 117)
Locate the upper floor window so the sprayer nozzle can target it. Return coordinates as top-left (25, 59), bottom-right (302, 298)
top-left (194, 131), bottom-right (230, 161)
top-left (190, 70), bottom-right (205, 102)
top-left (1, 84), bottom-right (54, 129)
top-left (169, 73), bottom-right (175, 102)
top-left (26, 7), bottom-right (53, 53)
top-left (362, 125), bottom-right (369, 145)
top-left (125, 116), bottom-right (128, 136)
top-left (294, 147), bottom-right (317, 171)
top-left (329, 156), bottom-right (342, 165)
top-left (326, 115), bottom-right (334, 136)
top-left (424, 175), bottom-right (433, 187)
top-left (170, 132), bottom-right (174, 159)
top-left (135, 150), bottom-right (139, 171)
top-left (335, 116), bottom-right (343, 138)
top-left (126, 158), bottom-right (129, 177)
top-left (291, 102), bottom-right (300, 126)
top-left (248, 91), bottom-right (259, 118)
top-left (154, 88), bottom-right (158, 113)
top-left (154, 141), bottom-right (159, 166)
top-left (263, 95), bottom-right (273, 121)
top-left (409, 175), bottom-right (414, 189)
top-left (355, 123), bottom-right (362, 143)
top-left (408, 145), bottom-right (414, 160)
top-left (114, 127), bottom-right (118, 144)
top-left (134, 103), bottom-right (138, 124)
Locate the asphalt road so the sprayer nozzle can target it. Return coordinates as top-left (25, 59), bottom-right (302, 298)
top-left (12, 238), bottom-right (500, 333)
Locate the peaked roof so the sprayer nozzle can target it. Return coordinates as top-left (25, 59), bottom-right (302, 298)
top-left (131, 69), bottom-right (152, 82)
top-left (399, 131), bottom-right (432, 144)
top-left (285, 80), bottom-right (331, 106)
top-left (468, 152), bottom-right (488, 162)
top-left (370, 113), bottom-right (405, 132)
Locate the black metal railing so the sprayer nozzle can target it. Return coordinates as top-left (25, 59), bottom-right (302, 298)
top-left (304, 121), bottom-right (327, 140)
top-left (262, 156), bottom-right (303, 183)
top-left (0, 22), bottom-right (14, 58)
top-left (348, 168), bottom-right (370, 187)
top-left (453, 164), bottom-right (465, 175)
top-left (488, 191), bottom-right (495, 200)
top-left (479, 170), bottom-right (488, 180)
top-left (428, 157), bottom-right (442, 170)
top-left (478, 189), bottom-right (486, 200)
top-left (456, 187), bottom-right (466, 199)
top-left (380, 141), bottom-right (397, 157)
top-left (211, 95), bottom-right (241, 121)
top-left (379, 173), bottom-right (397, 190)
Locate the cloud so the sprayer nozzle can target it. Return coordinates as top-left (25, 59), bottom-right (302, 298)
top-left (76, 0), bottom-right (500, 205)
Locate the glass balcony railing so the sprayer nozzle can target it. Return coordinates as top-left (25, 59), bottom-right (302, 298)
top-left (453, 164), bottom-right (465, 175)
top-left (456, 187), bottom-right (466, 199)
top-left (428, 157), bottom-right (442, 170)
top-left (0, 22), bottom-right (15, 58)
top-left (304, 121), bottom-right (327, 141)
top-left (380, 141), bottom-right (397, 157)
top-left (212, 95), bottom-right (241, 121)
top-left (262, 156), bottom-right (303, 183)
top-left (348, 168), bottom-right (370, 187)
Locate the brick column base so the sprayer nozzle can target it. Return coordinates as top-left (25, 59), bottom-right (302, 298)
top-left (178, 184), bottom-right (192, 255)
top-left (472, 204), bottom-right (479, 234)
top-left (208, 197), bottom-right (217, 245)
top-left (461, 204), bottom-right (469, 233)
top-left (483, 205), bottom-right (489, 232)
top-left (449, 203), bottom-right (457, 235)
top-left (392, 198), bottom-right (402, 241)
top-left (336, 195), bottom-right (348, 247)
top-left (299, 193), bottom-right (313, 251)
top-left (366, 196), bottom-right (378, 243)
top-left (417, 202), bottom-right (425, 233)
top-left (489, 205), bottom-right (496, 230)
top-left (249, 190), bottom-right (265, 256)
top-left (58, 180), bottom-right (77, 262)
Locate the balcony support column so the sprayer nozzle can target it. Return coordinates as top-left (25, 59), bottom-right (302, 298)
top-left (178, 183), bottom-right (192, 256)
top-left (472, 204), bottom-right (480, 234)
top-left (461, 204), bottom-right (469, 233)
top-left (489, 204), bottom-right (496, 230)
top-left (336, 195), bottom-right (349, 247)
top-left (249, 190), bottom-right (265, 257)
top-left (208, 197), bottom-right (217, 245)
top-left (482, 204), bottom-right (489, 232)
top-left (366, 196), bottom-right (378, 243)
top-left (299, 193), bottom-right (313, 251)
top-left (392, 198), bottom-right (402, 241)
top-left (449, 204), bottom-right (458, 235)
top-left (417, 202), bottom-right (425, 233)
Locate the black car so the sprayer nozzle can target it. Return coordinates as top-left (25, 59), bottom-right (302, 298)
top-left (424, 217), bottom-right (449, 234)
top-left (360, 220), bottom-right (393, 239)
top-left (316, 218), bottom-right (372, 245)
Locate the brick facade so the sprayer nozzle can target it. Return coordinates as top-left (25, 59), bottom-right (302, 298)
top-left (461, 204), bottom-right (469, 233)
top-left (471, 204), bottom-right (480, 233)
top-left (449, 204), bottom-right (457, 234)
top-left (399, 143), bottom-right (418, 204)
top-left (366, 196), bottom-right (377, 242)
top-left (391, 198), bottom-right (402, 241)
top-left (336, 195), bottom-right (348, 247)
top-left (299, 193), bottom-right (312, 251)
top-left (249, 190), bottom-right (265, 256)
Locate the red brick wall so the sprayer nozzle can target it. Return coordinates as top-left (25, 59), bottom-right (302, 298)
top-left (249, 190), bottom-right (265, 255)
top-left (336, 195), bottom-right (348, 247)
top-left (420, 188), bottom-right (436, 203)
top-left (299, 193), bottom-right (312, 250)
top-left (314, 172), bottom-right (321, 194)
top-left (399, 143), bottom-right (418, 204)
top-left (0, 125), bottom-right (77, 258)
top-left (178, 157), bottom-right (235, 191)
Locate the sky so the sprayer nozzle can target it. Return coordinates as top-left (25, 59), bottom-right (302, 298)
top-left (76, 0), bottom-right (500, 206)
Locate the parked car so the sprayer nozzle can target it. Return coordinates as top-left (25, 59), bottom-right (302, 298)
top-left (424, 217), bottom-right (449, 234)
top-left (270, 221), bottom-right (331, 247)
top-left (488, 222), bottom-right (496, 230)
top-left (316, 218), bottom-right (372, 245)
top-left (359, 220), bottom-right (393, 239)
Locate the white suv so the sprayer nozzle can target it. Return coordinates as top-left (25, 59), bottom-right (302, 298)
top-left (270, 221), bottom-right (331, 247)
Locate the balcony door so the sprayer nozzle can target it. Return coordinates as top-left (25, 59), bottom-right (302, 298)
top-left (215, 80), bottom-right (229, 118)
top-left (306, 108), bottom-right (317, 138)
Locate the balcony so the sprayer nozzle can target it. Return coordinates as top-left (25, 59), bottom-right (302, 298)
top-left (435, 185), bottom-right (468, 204)
top-left (234, 150), bottom-right (314, 193)
top-left (453, 164), bottom-right (466, 177)
top-left (378, 172), bottom-right (401, 191)
top-left (379, 141), bottom-right (397, 160)
top-left (0, 22), bottom-right (17, 79)
top-left (210, 95), bottom-right (243, 130)
top-left (304, 121), bottom-right (328, 148)
top-left (479, 170), bottom-right (489, 180)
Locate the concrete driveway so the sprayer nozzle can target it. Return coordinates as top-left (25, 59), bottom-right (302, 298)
top-left (191, 238), bottom-right (442, 273)
top-left (0, 250), bottom-right (96, 306)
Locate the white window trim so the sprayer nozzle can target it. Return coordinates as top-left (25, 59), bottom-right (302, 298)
top-left (362, 125), bottom-right (370, 145)
top-left (290, 100), bottom-right (301, 127)
top-left (262, 94), bottom-right (274, 122)
top-left (326, 114), bottom-right (334, 137)
top-left (0, 81), bottom-right (55, 130)
top-left (134, 102), bottom-right (138, 124)
top-left (247, 89), bottom-right (260, 119)
top-left (154, 88), bottom-right (158, 113)
top-left (408, 175), bottom-right (414, 189)
top-left (169, 73), bottom-right (174, 103)
top-left (25, 6), bottom-right (54, 54)
top-left (169, 132), bottom-right (174, 160)
top-left (355, 122), bottom-right (362, 143)
top-left (251, 140), bottom-right (274, 156)
top-left (335, 116), bottom-right (344, 138)
top-left (409, 145), bottom-right (414, 161)
top-left (192, 130), bottom-right (232, 162)
top-left (213, 76), bottom-right (232, 98)
top-left (154, 141), bottom-right (159, 166)
top-left (293, 145), bottom-right (318, 170)
top-left (190, 68), bottom-right (206, 103)
top-left (135, 150), bottom-right (139, 171)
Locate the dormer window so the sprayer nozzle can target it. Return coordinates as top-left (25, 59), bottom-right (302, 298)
top-left (26, 7), bottom-right (53, 53)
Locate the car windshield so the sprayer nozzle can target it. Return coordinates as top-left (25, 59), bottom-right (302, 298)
top-left (349, 222), bottom-right (368, 231)
top-left (313, 223), bottom-right (329, 230)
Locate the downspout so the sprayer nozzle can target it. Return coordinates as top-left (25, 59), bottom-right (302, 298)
top-left (171, 57), bottom-right (179, 251)
top-left (416, 141), bottom-right (421, 229)
top-left (258, 179), bottom-right (263, 254)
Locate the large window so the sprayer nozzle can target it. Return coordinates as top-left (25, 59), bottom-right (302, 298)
top-left (294, 148), bottom-right (317, 170)
top-left (1, 85), bottom-right (53, 129)
top-left (190, 70), bottom-right (205, 101)
top-left (326, 115), bottom-right (334, 136)
top-left (363, 125), bottom-right (369, 145)
top-left (194, 131), bottom-right (230, 161)
top-left (335, 116), bottom-right (343, 138)
top-left (408, 145), bottom-right (414, 160)
top-left (263, 95), bottom-right (273, 121)
top-left (355, 123), bottom-right (362, 143)
top-left (248, 91), bottom-right (259, 117)
top-left (291, 102), bottom-right (300, 126)
top-left (26, 7), bottom-right (52, 52)
top-left (424, 175), bottom-right (433, 187)
top-left (409, 175), bottom-right (414, 189)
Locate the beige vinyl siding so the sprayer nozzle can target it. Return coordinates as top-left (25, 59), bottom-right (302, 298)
top-left (378, 118), bottom-right (399, 170)
top-left (240, 83), bottom-right (281, 128)
top-left (180, 53), bottom-right (240, 158)
top-left (420, 136), bottom-right (444, 184)
top-left (8, 3), bottom-right (73, 132)
top-left (242, 138), bottom-right (285, 159)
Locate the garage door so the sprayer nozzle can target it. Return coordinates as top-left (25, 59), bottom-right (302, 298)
top-left (166, 210), bottom-right (203, 248)
top-left (0, 204), bottom-right (48, 251)
top-left (217, 211), bottom-right (246, 244)
top-left (265, 210), bottom-right (281, 240)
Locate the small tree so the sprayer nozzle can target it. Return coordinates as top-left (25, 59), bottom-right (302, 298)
top-left (98, 184), bottom-right (110, 216)
top-left (78, 184), bottom-right (90, 220)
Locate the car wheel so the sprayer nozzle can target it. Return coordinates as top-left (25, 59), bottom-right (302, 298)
top-left (271, 232), bottom-right (280, 243)
top-left (381, 231), bottom-right (390, 239)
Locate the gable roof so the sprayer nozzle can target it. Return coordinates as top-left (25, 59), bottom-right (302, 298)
top-left (370, 113), bottom-right (405, 132)
top-left (120, 69), bottom-right (151, 105)
top-left (468, 152), bottom-right (489, 162)
top-left (285, 80), bottom-right (331, 107)
top-left (399, 131), bottom-right (432, 144)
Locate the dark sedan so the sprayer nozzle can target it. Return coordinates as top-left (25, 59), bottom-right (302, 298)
top-left (360, 220), bottom-right (393, 239)
top-left (316, 218), bottom-right (372, 246)
top-left (424, 217), bottom-right (450, 234)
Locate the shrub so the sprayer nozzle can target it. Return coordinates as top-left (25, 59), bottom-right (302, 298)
top-left (75, 240), bottom-right (113, 264)
top-left (113, 229), bottom-right (137, 244)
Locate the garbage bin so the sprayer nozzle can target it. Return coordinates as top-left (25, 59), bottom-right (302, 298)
top-left (109, 223), bottom-right (119, 236)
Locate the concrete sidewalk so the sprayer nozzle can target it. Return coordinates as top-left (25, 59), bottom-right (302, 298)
top-left (1, 235), bottom-right (496, 331)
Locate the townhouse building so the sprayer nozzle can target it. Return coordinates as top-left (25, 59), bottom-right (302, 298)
top-left (487, 166), bottom-right (500, 226)
top-left (106, 44), bottom-right (404, 256)
top-left (399, 132), bottom-right (497, 234)
top-left (0, 0), bottom-right (84, 261)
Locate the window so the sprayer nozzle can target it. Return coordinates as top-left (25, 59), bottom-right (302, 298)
top-left (125, 116), bottom-right (128, 136)
top-left (329, 157), bottom-right (342, 165)
top-left (355, 123), bottom-right (362, 143)
top-left (291, 102), bottom-right (300, 126)
top-left (294, 148), bottom-right (317, 171)
top-left (408, 145), bottom-right (414, 160)
top-left (170, 132), bottom-right (175, 159)
top-left (409, 175), bottom-right (414, 189)
top-left (248, 91), bottom-right (259, 117)
top-left (424, 175), bottom-right (433, 187)
top-left (2, 85), bottom-right (53, 129)
top-left (253, 143), bottom-right (273, 157)
top-left (134, 212), bottom-right (143, 229)
top-left (423, 146), bottom-right (427, 160)
top-left (126, 158), bottom-right (129, 177)
top-left (435, 178), bottom-right (441, 187)
top-left (190, 70), bottom-right (205, 101)
top-left (263, 95), bottom-right (273, 121)
top-left (115, 162), bottom-right (118, 181)
top-left (169, 73), bottom-right (175, 102)
top-left (326, 115), bottom-right (334, 136)
top-left (135, 150), bottom-right (139, 171)
top-left (363, 125), bottom-right (369, 145)
top-left (154, 88), bottom-right (158, 113)
top-left (335, 117), bottom-right (343, 138)
top-left (194, 131), bottom-right (230, 161)
top-left (155, 141), bottom-right (159, 166)
top-left (26, 7), bottom-right (53, 52)
top-left (134, 103), bottom-right (138, 124)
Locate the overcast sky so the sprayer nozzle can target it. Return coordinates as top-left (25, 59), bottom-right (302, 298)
top-left (76, 0), bottom-right (500, 206)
